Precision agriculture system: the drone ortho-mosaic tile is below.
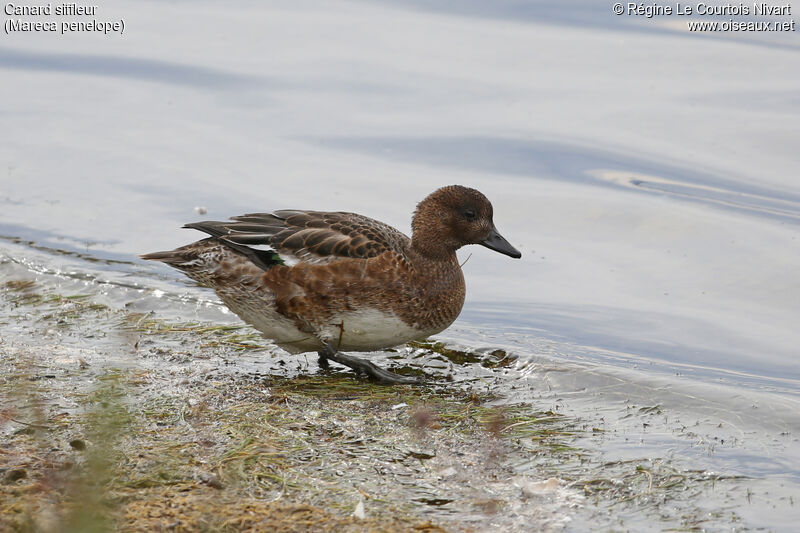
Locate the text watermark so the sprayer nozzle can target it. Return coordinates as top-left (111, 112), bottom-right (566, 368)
top-left (4, 3), bottom-right (125, 35)
top-left (612, 2), bottom-right (796, 31)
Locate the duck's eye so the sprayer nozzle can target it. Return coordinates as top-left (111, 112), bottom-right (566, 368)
top-left (463, 209), bottom-right (476, 221)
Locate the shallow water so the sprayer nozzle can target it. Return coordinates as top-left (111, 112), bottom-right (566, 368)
top-left (2, 0), bottom-right (799, 530)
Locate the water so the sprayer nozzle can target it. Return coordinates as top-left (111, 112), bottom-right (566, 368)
top-left (2, 0), bottom-right (799, 530)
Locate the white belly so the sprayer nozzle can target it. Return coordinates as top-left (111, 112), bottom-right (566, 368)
top-left (317, 308), bottom-right (439, 352)
top-left (237, 305), bottom-right (439, 354)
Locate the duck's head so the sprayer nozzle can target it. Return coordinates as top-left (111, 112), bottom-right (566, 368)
top-left (411, 185), bottom-right (521, 260)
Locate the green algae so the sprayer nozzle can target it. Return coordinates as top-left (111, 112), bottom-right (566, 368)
top-left (407, 340), bottom-right (517, 368)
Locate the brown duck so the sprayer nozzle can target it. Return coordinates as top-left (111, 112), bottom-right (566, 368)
top-left (142, 185), bottom-right (521, 383)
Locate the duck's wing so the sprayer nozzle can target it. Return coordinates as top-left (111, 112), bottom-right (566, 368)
top-left (184, 210), bottom-right (410, 271)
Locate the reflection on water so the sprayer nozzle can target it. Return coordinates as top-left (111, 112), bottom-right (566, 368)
top-left (463, 302), bottom-right (800, 387)
top-left (0, 47), bottom-right (256, 89)
top-left (599, 170), bottom-right (800, 223)
top-left (314, 135), bottom-right (800, 224)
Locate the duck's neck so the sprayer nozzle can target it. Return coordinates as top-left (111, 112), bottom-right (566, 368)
top-left (410, 201), bottom-right (460, 261)
top-left (405, 241), bottom-right (466, 331)
top-left (410, 237), bottom-right (458, 262)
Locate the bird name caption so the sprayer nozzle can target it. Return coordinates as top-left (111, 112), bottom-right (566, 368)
top-left (612, 2), bottom-right (796, 31)
top-left (4, 3), bottom-right (124, 35)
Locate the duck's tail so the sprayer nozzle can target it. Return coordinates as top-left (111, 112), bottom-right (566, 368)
top-left (140, 250), bottom-right (182, 263)
top-left (140, 238), bottom-right (220, 269)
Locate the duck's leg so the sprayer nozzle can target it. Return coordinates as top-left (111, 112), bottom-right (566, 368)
top-left (317, 351), bottom-right (330, 370)
top-left (319, 343), bottom-right (418, 385)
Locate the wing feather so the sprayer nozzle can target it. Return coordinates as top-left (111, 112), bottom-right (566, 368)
top-left (185, 210), bottom-right (409, 271)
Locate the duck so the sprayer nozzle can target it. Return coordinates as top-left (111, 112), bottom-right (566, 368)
top-left (141, 185), bottom-right (521, 384)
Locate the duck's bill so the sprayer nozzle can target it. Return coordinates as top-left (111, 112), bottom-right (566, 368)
top-left (480, 226), bottom-right (522, 258)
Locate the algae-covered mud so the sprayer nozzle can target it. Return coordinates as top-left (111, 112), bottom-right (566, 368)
top-left (1, 243), bottom-right (798, 532)
top-left (3, 0), bottom-right (800, 531)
